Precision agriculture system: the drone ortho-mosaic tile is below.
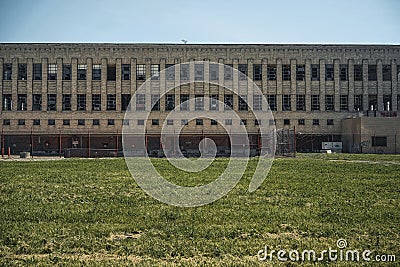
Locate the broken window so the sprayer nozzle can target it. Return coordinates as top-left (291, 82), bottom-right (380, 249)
top-left (238, 64), bottom-right (248, 80)
top-left (62, 64), bottom-right (72, 80)
top-left (311, 64), bottom-right (320, 81)
top-left (210, 94), bottom-right (219, 111)
top-left (195, 64), bottom-right (204, 81)
top-left (253, 64), bottom-right (262, 81)
top-left (196, 119), bottom-right (203, 126)
top-left (136, 64), bottom-right (146, 80)
top-left (108, 119), bottom-right (115, 126)
top-left (165, 94), bottom-right (175, 110)
top-left (3, 119), bottom-right (10, 125)
top-left (327, 119), bottom-right (334, 126)
top-left (325, 64), bottom-right (334, 81)
top-left (296, 94), bottom-right (305, 111)
top-left (340, 95), bottom-right (348, 111)
top-left (151, 64), bottom-right (160, 80)
top-left (180, 94), bottom-right (189, 110)
top-left (267, 65), bottom-right (277, 81)
top-left (78, 119), bottom-right (85, 126)
top-left (107, 65), bottom-right (116, 81)
top-left (382, 65), bottom-right (391, 81)
top-left (209, 64), bottom-right (219, 81)
top-left (33, 119), bottom-right (40, 126)
top-left (354, 65), bottom-right (363, 81)
top-left (92, 64), bottom-right (101, 80)
top-left (63, 119), bottom-right (70, 126)
top-left (282, 65), bottom-right (291, 81)
top-left (18, 64), bottom-right (27, 80)
top-left (298, 119), bottom-right (305, 125)
top-left (267, 95), bottom-right (277, 111)
top-left (18, 119), bottom-right (25, 126)
top-left (32, 94), bottom-right (42, 111)
top-left (17, 94), bottom-right (27, 111)
top-left (121, 64), bottom-right (130, 80)
top-left (151, 94), bottom-right (160, 111)
top-left (296, 65), bottom-right (305, 81)
top-left (77, 64), bottom-right (87, 80)
top-left (224, 64), bottom-right (233, 80)
top-left (282, 95), bottom-right (291, 111)
top-left (225, 119), bottom-right (232, 125)
top-left (238, 95), bottom-right (248, 111)
top-left (93, 119), bottom-right (100, 126)
top-left (283, 119), bottom-right (290, 125)
top-left (48, 64), bottom-right (57, 80)
top-left (368, 65), bottom-right (377, 81)
top-left (325, 95), bottom-right (334, 111)
top-left (340, 65), bottom-right (348, 81)
top-left (62, 94), bottom-right (71, 111)
top-left (211, 119), bottom-right (218, 125)
top-left (354, 95), bottom-right (363, 111)
top-left (254, 119), bottom-right (261, 126)
top-left (368, 94), bottom-right (377, 110)
top-left (165, 64), bottom-right (175, 80)
top-left (313, 119), bottom-right (319, 125)
top-left (107, 94), bottom-right (116, 110)
top-left (372, 136), bottom-right (387, 147)
top-left (121, 94), bottom-right (131, 111)
top-left (48, 119), bottom-right (55, 126)
top-left (92, 94), bottom-right (101, 111)
top-left (77, 94), bottom-right (86, 111)
top-left (224, 94), bottom-right (234, 110)
top-left (47, 94), bottom-right (57, 111)
top-left (253, 95), bottom-right (262, 111)
top-left (3, 63), bottom-right (12, 80)
top-left (33, 63), bottom-right (42, 80)
top-left (240, 119), bottom-right (247, 125)
top-left (135, 94), bottom-right (145, 111)
top-left (195, 95), bottom-right (204, 111)
top-left (311, 95), bottom-right (320, 111)
top-left (383, 95), bottom-right (392, 111)
top-left (180, 64), bottom-right (189, 81)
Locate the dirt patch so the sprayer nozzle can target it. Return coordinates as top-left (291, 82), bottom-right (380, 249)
top-left (107, 231), bottom-right (143, 241)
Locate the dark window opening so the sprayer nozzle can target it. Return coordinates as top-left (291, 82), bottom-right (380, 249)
top-left (195, 95), bottom-right (204, 111)
top-left (282, 65), bottom-right (291, 81)
top-left (3, 63), bottom-right (12, 80)
top-left (325, 64), bottom-right (334, 81)
top-left (93, 119), bottom-right (100, 126)
top-left (122, 94), bottom-right (131, 111)
top-left (47, 94), bottom-right (57, 111)
top-left (62, 64), bottom-right (72, 80)
top-left (327, 119), bottom-right (334, 126)
top-left (296, 94), bottom-right (306, 111)
top-left (77, 94), bottom-right (86, 111)
top-left (32, 94), bottom-right (42, 111)
top-left (354, 95), bottom-right (363, 111)
top-left (121, 64), bottom-right (130, 80)
top-left (165, 94), bottom-right (175, 111)
top-left (62, 94), bottom-right (71, 111)
top-left (33, 119), bottom-right (40, 126)
top-left (224, 94), bottom-right (234, 110)
top-left (152, 119), bottom-right (159, 126)
top-left (238, 95), bottom-right (248, 111)
top-left (63, 119), bottom-right (70, 126)
top-left (180, 94), bottom-right (189, 111)
top-left (17, 94), bottom-right (27, 111)
top-left (368, 94), bottom-right (377, 110)
top-left (33, 63), bottom-right (42, 80)
top-left (382, 65), bottom-right (391, 81)
top-left (296, 65), bottom-right (305, 81)
top-left (312, 119), bottom-right (319, 125)
top-left (151, 94), bottom-right (160, 111)
top-left (92, 94), bottom-right (101, 111)
top-left (196, 119), bottom-right (203, 125)
top-left (18, 119), bottom-right (25, 126)
top-left (354, 65), bottom-right (363, 81)
top-left (283, 119), bottom-right (290, 125)
top-left (78, 119), bottom-right (85, 126)
top-left (325, 95), bottom-right (334, 111)
top-left (311, 95), bottom-right (320, 111)
top-left (211, 119), bottom-right (218, 125)
top-left (108, 119), bottom-right (115, 126)
top-left (372, 136), bottom-right (387, 147)
top-left (340, 65), bottom-right (348, 81)
top-left (340, 95), bottom-right (348, 111)
top-left (240, 119), bottom-right (247, 125)
top-left (298, 119), bottom-right (305, 125)
top-left (282, 94), bottom-right (291, 111)
top-left (3, 119), bottom-right (10, 125)
top-left (267, 65), bottom-right (277, 81)
top-left (2, 94), bottom-right (12, 111)
top-left (368, 65), bottom-right (377, 81)
top-left (48, 119), bottom-right (55, 126)
top-left (107, 65), bottom-right (116, 81)
top-left (238, 64), bottom-right (248, 80)
top-left (267, 95), bottom-right (277, 111)
top-left (77, 64), bottom-right (87, 80)
top-left (311, 64), bottom-right (320, 81)
top-left (253, 64), bottom-right (262, 80)
top-left (107, 94), bottom-right (116, 110)
top-left (92, 64), bottom-right (101, 80)
top-left (18, 63), bottom-right (27, 80)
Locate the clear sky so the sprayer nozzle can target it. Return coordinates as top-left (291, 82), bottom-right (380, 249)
top-left (0, 0), bottom-right (399, 44)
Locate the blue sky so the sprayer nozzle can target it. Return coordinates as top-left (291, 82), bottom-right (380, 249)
top-left (0, 0), bottom-right (399, 44)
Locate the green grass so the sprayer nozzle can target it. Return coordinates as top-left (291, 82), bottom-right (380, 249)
top-left (0, 154), bottom-right (399, 266)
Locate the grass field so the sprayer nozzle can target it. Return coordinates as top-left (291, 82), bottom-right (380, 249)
top-left (0, 154), bottom-right (399, 266)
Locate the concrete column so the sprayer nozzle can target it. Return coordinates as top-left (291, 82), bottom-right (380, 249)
top-left (391, 59), bottom-right (398, 111)
top-left (56, 58), bottom-right (63, 112)
top-left (71, 58), bottom-right (78, 111)
top-left (377, 59), bottom-right (383, 111)
top-left (100, 58), bottom-right (107, 112)
top-left (305, 59), bottom-right (311, 111)
top-left (11, 58), bottom-right (18, 111)
top-left (348, 59), bottom-right (355, 111)
top-left (0, 58), bottom-right (3, 111)
top-left (130, 58), bottom-right (137, 96)
top-left (41, 58), bottom-right (48, 111)
top-left (362, 59), bottom-right (369, 111)
top-left (86, 58), bottom-right (93, 112)
top-left (319, 59), bottom-right (326, 111)
top-left (26, 58), bottom-right (33, 111)
top-left (334, 59), bottom-right (340, 111)
top-left (290, 59), bottom-right (297, 111)
top-left (116, 58), bottom-right (122, 112)
top-left (276, 59), bottom-right (282, 112)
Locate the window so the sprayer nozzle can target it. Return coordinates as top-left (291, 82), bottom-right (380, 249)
top-left (224, 94), bottom-right (234, 110)
top-left (77, 64), bottom-right (87, 80)
top-left (107, 65), bottom-right (116, 81)
top-left (33, 119), bottom-right (40, 126)
top-left (33, 63), bottom-right (42, 80)
top-left (283, 119), bottom-right (290, 125)
top-left (372, 136), bottom-right (387, 147)
top-left (354, 65), bottom-right (363, 81)
top-left (238, 64), bottom-right (248, 80)
top-left (78, 119), bottom-right (85, 126)
top-left (225, 119), bottom-right (232, 125)
top-left (151, 94), bottom-right (160, 111)
top-left (32, 94), bottom-right (42, 111)
top-left (211, 119), bottom-right (218, 125)
top-left (340, 95), bottom-right (348, 111)
top-left (166, 119), bottom-right (174, 125)
top-left (254, 119), bottom-right (261, 126)
top-left (267, 95), bottom-right (277, 111)
top-left (18, 119), bottom-right (25, 126)
top-left (136, 64), bottom-right (146, 80)
top-left (122, 94), bottom-right (131, 111)
top-left (195, 64), bottom-right (204, 81)
top-left (122, 119), bottom-right (129, 126)
top-left (121, 64), bottom-right (130, 80)
top-left (165, 94), bottom-right (175, 110)
top-left (48, 119), bottom-right (55, 126)
top-left (47, 94), bottom-right (56, 111)
top-left (92, 64), bottom-right (101, 80)
top-left (238, 95), bottom-right (248, 111)
top-left (253, 95), bottom-right (262, 111)
top-left (2, 94), bottom-right (12, 111)
top-left (196, 119), bottom-right (203, 125)
top-left (180, 64), bottom-right (189, 80)
top-left (327, 119), bottom-right (334, 126)
top-left (282, 65), bottom-right (291, 81)
top-left (382, 65), bottom-right (391, 81)
top-left (267, 65), bottom-right (277, 80)
top-left (253, 64), bottom-right (262, 80)
top-left (240, 119), bottom-right (247, 125)
top-left (136, 94), bottom-right (145, 111)
top-left (296, 65), bottom-right (305, 81)
top-left (93, 119), bottom-right (100, 126)
top-left (108, 119), bottom-right (115, 126)
top-left (165, 64), bottom-right (175, 80)
top-left (3, 63), bottom-right (12, 80)
top-left (3, 119), bottom-right (10, 125)
top-left (368, 94), bottom-right (377, 110)
top-left (296, 94), bottom-right (306, 111)
top-left (210, 63), bottom-right (219, 80)
top-left (298, 119), bottom-right (305, 125)
top-left (18, 64), bottom-right (27, 80)
top-left (312, 119), bottom-right (319, 125)
top-left (368, 65), bottom-right (377, 81)
top-left (311, 64), bottom-right (320, 81)
top-left (151, 64), bottom-right (160, 80)
top-left (62, 94), bottom-right (71, 111)
top-left (48, 64), bottom-right (57, 80)
top-left (77, 94), bottom-right (86, 111)
top-left (311, 95), bottom-right (320, 111)
top-left (92, 94), bottom-right (101, 111)
top-left (180, 94), bottom-right (189, 110)
top-left (383, 95), bottom-right (391, 111)
top-left (17, 94), bottom-right (27, 111)
top-left (340, 65), bottom-right (348, 81)
top-left (62, 64), bottom-right (72, 80)
top-left (63, 119), bottom-right (70, 126)
top-left (224, 64), bottom-right (233, 80)
top-left (325, 64), bottom-right (334, 81)
top-left (325, 95), bottom-right (334, 111)
top-left (354, 95), bottom-right (363, 111)
top-left (195, 95), bottom-right (204, 110)
top-left (137, 119), bottom-right (144, 126)
top-left (107, 94), bottom-right (116, 110)
top-left (181, 119), bottom-right (188, 126)
top-left (397, 65), bottom-right (400, 81)
top-left (282, 95), bottom-right (291, 111)
top-left (210, 94), bottom-right (219, 110)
